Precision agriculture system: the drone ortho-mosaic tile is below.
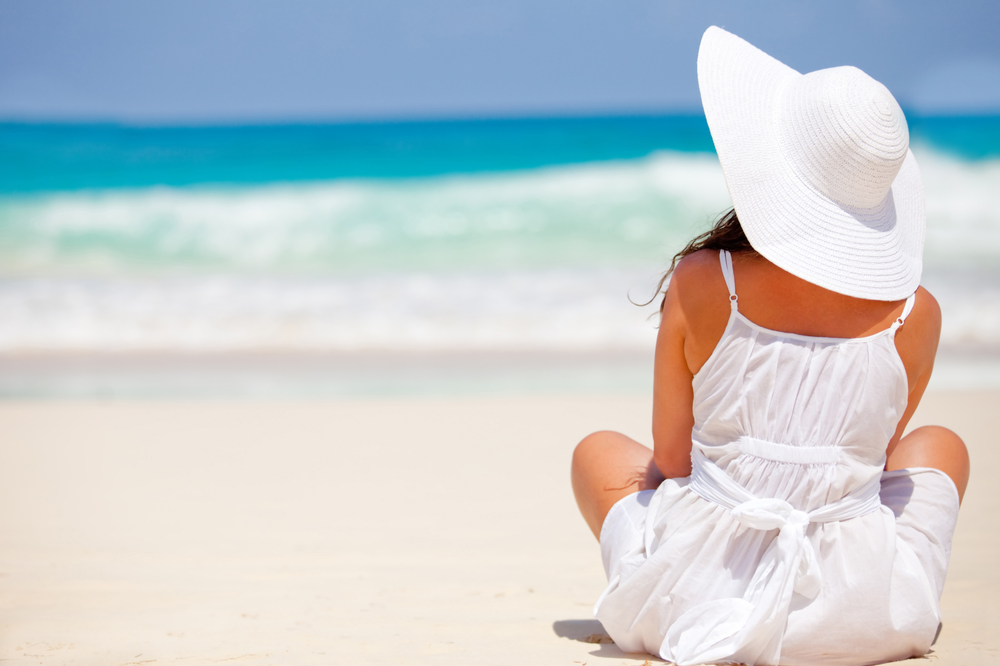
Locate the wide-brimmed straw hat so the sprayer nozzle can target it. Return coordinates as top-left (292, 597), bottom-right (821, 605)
top-left (697, 26), bottom-right (925, 301)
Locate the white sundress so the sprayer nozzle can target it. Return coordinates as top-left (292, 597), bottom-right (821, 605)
top-left (596, 250), bottom-right (960, 666)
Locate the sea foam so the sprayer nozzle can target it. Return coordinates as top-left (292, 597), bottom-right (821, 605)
top-left (0, 148), bottom-right (997, 354)
top-left (0, 151), bottom-right (730, 275)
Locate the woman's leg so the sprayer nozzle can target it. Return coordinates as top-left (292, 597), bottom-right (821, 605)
top-left (571, 431), bottom-right (665, 540)
top-left (886, 425), bottom-right (970, 503)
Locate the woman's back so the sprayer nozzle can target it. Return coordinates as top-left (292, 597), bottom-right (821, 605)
top-left (593, 249), bottom-right (958, 665)
top-left (654, 248), bottom-right (941, 477)
top-left (692, 250), bottom-right (910, 504)
top-left (671, 248), bottom-right (939, 392)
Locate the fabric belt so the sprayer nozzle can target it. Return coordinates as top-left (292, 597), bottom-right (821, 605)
top-left (662, 447), bottom-right (883, 666)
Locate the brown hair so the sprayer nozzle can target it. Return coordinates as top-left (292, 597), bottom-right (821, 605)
top-left (638, 208), bottom-right (758, 309)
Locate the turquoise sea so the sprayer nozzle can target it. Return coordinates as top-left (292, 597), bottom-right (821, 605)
top-left (1, 115), bottom-right (999, 394)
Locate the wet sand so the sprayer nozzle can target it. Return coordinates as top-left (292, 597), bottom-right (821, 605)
top-left (0, 390), bottom-right (996, 665)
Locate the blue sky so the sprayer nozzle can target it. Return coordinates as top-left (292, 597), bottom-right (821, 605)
top-left (1, 0), bottom-right (998, 122)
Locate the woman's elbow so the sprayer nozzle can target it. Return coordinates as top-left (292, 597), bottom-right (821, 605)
top-left (654, 447), bottom-right (692, 479)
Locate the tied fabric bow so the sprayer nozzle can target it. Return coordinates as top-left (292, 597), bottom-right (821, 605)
top-left (731, 498), bottom-right (822, 599)
top-left (661, 448), bottom-right (882, 666)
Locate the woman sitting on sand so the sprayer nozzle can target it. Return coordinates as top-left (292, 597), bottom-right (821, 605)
top-left (571, 27), bottom-right (969, 666)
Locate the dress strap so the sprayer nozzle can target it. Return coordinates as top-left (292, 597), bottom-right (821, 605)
top-left (719, 250), bottom-right (739, 310)
top-left (889, 292), bottom-right (917, 333)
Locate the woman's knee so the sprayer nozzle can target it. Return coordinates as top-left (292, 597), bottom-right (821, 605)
top-left (572, 430), bottom-right (624, 475)
top-left (890, 425), bottom-right (970, 502)
top-left (904, 426), bottom-right (969, 462)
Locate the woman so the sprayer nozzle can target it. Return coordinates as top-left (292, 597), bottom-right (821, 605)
top-left (571, 27), bottom-right (969, 666)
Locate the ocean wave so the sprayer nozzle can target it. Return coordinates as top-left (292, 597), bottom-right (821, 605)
top-left (0, 151), bottom-right (731, 276)
top-left (0, 148), bottom-right (997, 355)
top-left (0, 266), bottom-right (996, 353)
top-left (0, 269), bottom-right (662, 353)
top-left (1, 148), bottom-right (997, 276)
top-left (916, 146), bottom-right (1000, 269)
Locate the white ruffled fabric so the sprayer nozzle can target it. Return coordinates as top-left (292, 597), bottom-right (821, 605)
top-left (594, 251), bottom-right (959, 665)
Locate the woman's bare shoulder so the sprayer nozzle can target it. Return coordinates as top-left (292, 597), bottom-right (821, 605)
top-left (898, 285), bottom-right (941, 349)
top-left (894, 285), bottom-right (942, 390)
top-left (668, 249), bottom-right (735, 322)
top-left (672, 248), bottom-right (722, 277)
top-left (904, 285), bottom-right (942, 350)
top-left (913, 286), bottom-right (942, 327)
top-left (660, 249), bottom-right (732, 373)
top-left (667, 249), bottom-right (727, 303)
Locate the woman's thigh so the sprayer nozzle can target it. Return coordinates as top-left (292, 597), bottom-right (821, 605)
top-left (886, 425), bottom-right (969, 503)
top-left (571, 431), bottom-right (664, 539)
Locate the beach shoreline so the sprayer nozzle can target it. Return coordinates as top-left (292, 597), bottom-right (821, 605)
top-left (2, 344), bottom-right (999, 399)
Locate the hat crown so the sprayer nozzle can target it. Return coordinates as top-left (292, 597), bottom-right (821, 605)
top-left (776, 66), bottom-right (910, 210)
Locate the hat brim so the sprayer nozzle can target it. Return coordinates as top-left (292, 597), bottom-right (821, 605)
top-left (697, 26), bottom-right (924, 301)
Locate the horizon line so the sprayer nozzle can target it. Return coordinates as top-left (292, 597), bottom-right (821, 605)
top-left (2, 108), bottom-right (1000, 129)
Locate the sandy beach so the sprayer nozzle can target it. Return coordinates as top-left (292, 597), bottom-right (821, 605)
top-left (4, 3), bottom-right (1000, 663)
top-left (0, 388), bottom-right (996, 665)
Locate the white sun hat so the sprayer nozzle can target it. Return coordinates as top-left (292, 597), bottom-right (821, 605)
top-left (697, 26), bottom-right (925, 301)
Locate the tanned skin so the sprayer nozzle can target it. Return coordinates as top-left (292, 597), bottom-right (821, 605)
top-left (572, 249), bottom-right (969, 539)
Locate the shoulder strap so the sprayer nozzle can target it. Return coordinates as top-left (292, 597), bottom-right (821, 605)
top-left (889, 292), bottom-right (917, 333)
top-left (719, 250), bottom-right (739, 310)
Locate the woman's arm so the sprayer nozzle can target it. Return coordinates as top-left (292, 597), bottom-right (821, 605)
top-left (651, 252), bottom-right (728, 478)
top-left (885, 286), bottom-right (942, 458)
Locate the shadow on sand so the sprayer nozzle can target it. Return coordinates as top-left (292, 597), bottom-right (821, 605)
top-left (552, 619), bottom-right (663, 661)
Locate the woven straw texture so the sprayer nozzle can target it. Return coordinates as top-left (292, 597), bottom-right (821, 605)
top-left (697, 26), bottom-right (925, 301)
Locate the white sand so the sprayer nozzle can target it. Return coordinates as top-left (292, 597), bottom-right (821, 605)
top-left (0, 390), bottom-right (996, 665)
